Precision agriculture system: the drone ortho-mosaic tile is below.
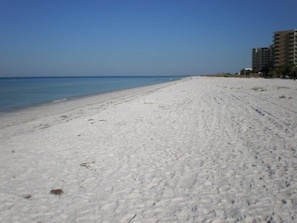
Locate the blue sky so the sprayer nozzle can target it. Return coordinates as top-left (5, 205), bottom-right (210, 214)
top-left (0, 0), bottom-right (296, 77)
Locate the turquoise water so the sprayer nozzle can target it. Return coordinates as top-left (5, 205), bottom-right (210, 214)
top-left (0, 76), bottom-right (182, 112)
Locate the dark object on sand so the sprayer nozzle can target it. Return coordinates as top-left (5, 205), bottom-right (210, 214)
top-left (23, 194), bottom-right (32, 199)
top-left (50, 189), bottom-right (64, 196)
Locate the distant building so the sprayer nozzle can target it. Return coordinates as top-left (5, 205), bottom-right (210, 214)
top-left (252, 47), bottom-right (272, 72)
top-left (273, 29), bottom-right (297, 67)
top-left (240, 68), bottom-right (252, 75)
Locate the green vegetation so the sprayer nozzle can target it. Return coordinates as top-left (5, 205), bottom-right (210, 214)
top-left (264, 65), bottom-right (297, 79)
top-left (240, 65), bottom-right (297, 79)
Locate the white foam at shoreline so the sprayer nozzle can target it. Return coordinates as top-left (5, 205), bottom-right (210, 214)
top-left (52, 98), bottom-right (67, 103)
top-left (0, 77), bottom-right (296, 222)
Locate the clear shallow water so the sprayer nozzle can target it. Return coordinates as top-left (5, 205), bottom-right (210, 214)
top-left (0, 76), bottom-right (182, 112)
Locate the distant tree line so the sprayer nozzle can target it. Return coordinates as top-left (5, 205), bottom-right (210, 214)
top-left (246, 65), bottom-right (297, 79)
top-left (266, 65), bottom-right (297, 79)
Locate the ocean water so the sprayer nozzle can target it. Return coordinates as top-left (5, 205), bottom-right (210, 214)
top-left (0, 76), bottom-right (182, 112)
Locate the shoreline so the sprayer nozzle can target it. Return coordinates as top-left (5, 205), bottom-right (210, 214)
top-left (0, 77), bottom-right (189, 131)
top-left (0, 75), bottom-right (185, 114)
top-left (1, 76), bottom-right (296, 222)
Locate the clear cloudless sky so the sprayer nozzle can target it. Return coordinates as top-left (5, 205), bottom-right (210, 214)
top-left (1, 0), bottom-right (297, 77)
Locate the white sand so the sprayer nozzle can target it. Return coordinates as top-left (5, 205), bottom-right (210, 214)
top-left (1, 77), bottom-right (297, 222)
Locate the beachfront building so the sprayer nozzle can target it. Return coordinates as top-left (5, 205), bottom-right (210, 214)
top-left (252, 47), bottom-right (272, 72)
top-left (240, 67), bottom-right (253, 75)
top-left (273, 29), bottom-right (297, 67)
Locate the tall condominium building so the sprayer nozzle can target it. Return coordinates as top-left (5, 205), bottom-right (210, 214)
top-left (273, 29), bottom-right (297, 67)
top-left (252, 47), bottom-right (272, 72)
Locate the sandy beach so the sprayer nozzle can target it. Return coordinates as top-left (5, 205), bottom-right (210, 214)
top-left (1, 77), bottom-right (297, 223)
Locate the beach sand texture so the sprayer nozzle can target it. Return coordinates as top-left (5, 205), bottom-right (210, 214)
top-left (1, 77), bottom-right (297, 222)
